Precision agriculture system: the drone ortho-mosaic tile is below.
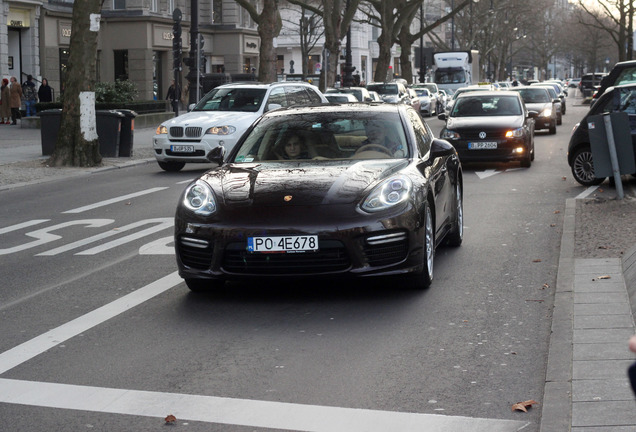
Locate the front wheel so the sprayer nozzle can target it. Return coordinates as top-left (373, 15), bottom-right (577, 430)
top-left (158, 161), bottom-right (186, 172)
top-left (405, 201), bottom-right (434, 289)
top-left (445, 183), bottom-right (463, 247)
top-left (570, 145), bottom-right (604, 186)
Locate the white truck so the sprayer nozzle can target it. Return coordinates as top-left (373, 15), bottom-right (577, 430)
top-left (432, 50), bottom-right (481, 92)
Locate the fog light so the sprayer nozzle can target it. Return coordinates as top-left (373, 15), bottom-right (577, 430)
top-left (514, 147), bottom-right (525, 154)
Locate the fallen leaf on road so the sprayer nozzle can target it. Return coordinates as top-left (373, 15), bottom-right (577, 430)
top-left (542, 283), bottom-right (550, 289)
top-left (512, 400), bottom-right (539, 412)
top-left (561, 177), bottom-right (567, 180)
top-left (554, 210), bottom-right (561, 214)
top-left (532, 259), bottom-right (542, 263)
top-left (550, 223), bottom-right (556, 227)
top-left (165, 414), bottom-right (177, 424)
top-left (597, 275), bottom-right (612, 280)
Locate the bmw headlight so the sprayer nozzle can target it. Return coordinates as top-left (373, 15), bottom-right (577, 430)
top-left (540, 107), bottom-right (552, 117)
top-left (205, 126), bottom-right (237, 135)
top-left (441, 129), bottom-right (460, 140)
top-left (183, 180), bottom-right (217, 216)
top-left (361, 175), bottom-right (412, 212)
top-left (156, 125), bottom-right (168, 135)
top-left (505, 128), bottom-right (524, 138)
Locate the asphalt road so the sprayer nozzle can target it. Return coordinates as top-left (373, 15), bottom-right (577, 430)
top-left (0, 97), bottom-right (592, 431)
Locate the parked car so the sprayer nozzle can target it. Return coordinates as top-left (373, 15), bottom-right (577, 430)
top-left (579, 72), bottom-right (607, 98)
top-left (567, 83), bottom-right (636, 186)
top-left (407, 88), bottom-right (421, 112)
top-left (414, 88), bottom-right (435, 116)
top-left (366, 82), bottom-right (410, 104)
top-left (325, 93), bottom-right (358, 104)
top-left (153, 82), bottom-right (328, 172)
top-left (568, 78), bottom-right (581, 88)
top-left (413, 83), bottom-right (442, 113)
top-left (174, 103), bottom-right (463, 291)
top-left (438, 91), bottom-right (536, 167)
top-left (510, 86), bottom-right (557, 134)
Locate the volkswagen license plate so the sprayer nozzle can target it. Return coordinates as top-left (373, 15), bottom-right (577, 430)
top-left (171, 145), bottom-right (195, 153)
top-left (468, 142), bottom-right (497, 150)
top-left (248, 235), bottom-right (318, 253)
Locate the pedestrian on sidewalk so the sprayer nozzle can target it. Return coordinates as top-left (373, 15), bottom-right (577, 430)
top-left (9, 76), bottom-right (22, 125)
top-left (38, 78), bottom-right (53, 103)
top-left (166, 79), bottom-right (180, 113)
top-left (22, 75), bottom-right (37, 117)
top-left (0, 78), bottom-right (10, 124)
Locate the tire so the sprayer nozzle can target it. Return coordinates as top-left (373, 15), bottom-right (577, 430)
top-left (185, 278), bottom-right (225, 292)
top-left (406, 201), bottom-right (434, 289)
top-left (557, 114), bottom-right (562, 125)
top-left (444, 182), bottom-right (463, 247)
top-left (549, 122), bottom-right (557, 134)
top-left (520, 152), bottom-right (531, 168)
top-left (158, 161), bottom-right (186, 172)
top-left (570, 145), bottom-right (604, 186)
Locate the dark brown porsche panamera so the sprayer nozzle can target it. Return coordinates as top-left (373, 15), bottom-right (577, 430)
top-left (174, 103), bottom-right (463, 291)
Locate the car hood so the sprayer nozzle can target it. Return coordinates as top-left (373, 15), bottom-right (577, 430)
top-left (446, 115), bottom-right (525, 130)
top-left (163, 111), bottom-right (260, 127)
top-left (202, 159), bottom-right (410, 206)
top-left (523, 102), bottom-right (551, 112)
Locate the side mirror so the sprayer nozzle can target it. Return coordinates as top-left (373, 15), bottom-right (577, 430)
top-left (364, 97), bottom-right (373, 102)
top-left (553, 98), bottom-right (561, 104)
top-left (437, 113), bottom-right (447, 121)
top-left (527, 110), bottom-right (539, 118)
top-left (188, 103), bottom-right (196, 112)
top-left (206, 145), bottom-right (226, 165)
top-left (430, 138), bottom-right (456, 158)
top-left (265, 103), bottom-right (282, 112)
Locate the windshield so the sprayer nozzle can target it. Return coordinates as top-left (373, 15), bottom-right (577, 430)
top-left (451, 96), bottom-right (521, 117)
top-left (233, 111), bottom-right (410, 162)
top-left (434, 69), bottom-right (466, 84)
top-left (415, 89), bottom-right (431, 97)
top-left (513, 88), bottom-right (550, 103)
top-left (193, 88), bottom-right (267, 112)
top-left (367, 84), bottom-right (398, 95)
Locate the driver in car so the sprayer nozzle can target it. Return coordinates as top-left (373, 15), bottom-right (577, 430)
top-left (362, 120), bottom-right (405, 157)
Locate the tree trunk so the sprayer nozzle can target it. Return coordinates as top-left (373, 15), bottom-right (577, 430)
top-left (257, 0), bottom-right (282, 83)
top-left (49, 0), bottom-right (102, 167)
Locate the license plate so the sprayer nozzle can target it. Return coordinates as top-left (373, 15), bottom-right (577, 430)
top-left (247, 235), bottom-right (319, 253)
top-left (468, 142), bottom-right (497, 150)
top-left (171, 145), bottom-right (195, 153)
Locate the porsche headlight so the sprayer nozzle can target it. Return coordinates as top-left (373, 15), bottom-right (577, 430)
top-left (205, 126), bottom-right (237, 135)
top-left (540, 108), bottom-right (552, 117)
top-left (505, 128), bottom-right (524, 138)
top-left (156, 125), bottom-right (168, 135)
top-left (441, 129), bottom-right (460, 140)
top-left (183, 180), bottom-right (217, 216)
top-left (361, 176), bottom-right (412, 212)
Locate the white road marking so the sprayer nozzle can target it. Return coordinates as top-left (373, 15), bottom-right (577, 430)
top-left (0, 272), bottom-right (182, 375)
top-left (475, 169), bottom-right (501, 179)
top-left (0, 274), bottom-right (529, 431)
top-left (0, 378), bottom-right (529, 431)
top-left (37, 218), bottom-right (172, 256)
top-left (139, 236), bottom-right (174, 255)
top-left (0, 219), bottom-right (50, 235)
top-left (62, 187), bottom-right (169, 214)
top-left (575, 185), bottom-right (600, 199)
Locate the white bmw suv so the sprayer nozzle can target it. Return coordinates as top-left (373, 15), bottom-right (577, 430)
top-left (153, 81), bottom-right (328, 171)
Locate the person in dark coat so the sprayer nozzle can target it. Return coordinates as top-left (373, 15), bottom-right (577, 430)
top-left (22, 74), bottom-right (37, 117)
top-left (38, 78), bottom-right (53, 103)
top-left (166, 79), bottom-right (181, 113)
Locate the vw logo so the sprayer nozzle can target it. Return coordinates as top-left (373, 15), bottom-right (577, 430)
top-left (479, 131), bottom-right (487, 139)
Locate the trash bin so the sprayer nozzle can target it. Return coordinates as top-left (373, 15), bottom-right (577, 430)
top-left (117, 109), bottom-right (138, 157)
top-left (96, 110), bottom-right (124, 157)
top-left (39, 109), bottom-right (63, 156)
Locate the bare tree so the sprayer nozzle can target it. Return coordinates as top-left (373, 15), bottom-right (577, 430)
top-left (234, 0), bottom-right (283, 83)
top-left (287, 0), bottom-right (361, 89)
top-left (280, 4), bottom-right (325, 79)
top-left (577, 0), bottom-right (634, 62)
top-left (48, 0), bottom-right (103, 167)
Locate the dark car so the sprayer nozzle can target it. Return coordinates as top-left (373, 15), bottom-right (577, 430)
top-left (175, 104), bottom-right (463, 291)
top-left (580, 72), bottom-right (607, 98)
top-left (510, 86), bottom-right (557, 134)
top-left (438, 91), bottom-right (536, 167)
top-left (593, 61), bottom-right (636, 104)
top-left (567, 84), bottom-right (636, 186)
top-left (531, 84), bottom-right (563, 125)
top-left (366, 82), bottom-right (410, 105)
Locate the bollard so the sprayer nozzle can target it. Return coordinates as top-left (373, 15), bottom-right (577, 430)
top-left (602, 114), bottom-right (625, 199)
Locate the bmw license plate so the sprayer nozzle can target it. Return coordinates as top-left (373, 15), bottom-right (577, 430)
top-left (248, 235), bottom-right (318, 253)
top-left (468, 142), bottom-right (497, 150)
top-left (171, 145), bottom-right (195, 153)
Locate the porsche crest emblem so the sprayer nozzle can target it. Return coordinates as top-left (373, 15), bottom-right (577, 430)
top-left (284, 195), bottom-right (293, 202)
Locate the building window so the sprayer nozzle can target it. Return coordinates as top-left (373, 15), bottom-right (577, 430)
top-left (212, 0), bottom-right (222, 23)
top-left (114, 50), bottom-right (129, 80)
top-left (113, 0), bottom-right (125, 9)
top-left (168, 0), bottom-right (175, 14)
top-left (150, 0), bottom-right (158, 12)
top-left (277, 55), bottom-right (284, 74)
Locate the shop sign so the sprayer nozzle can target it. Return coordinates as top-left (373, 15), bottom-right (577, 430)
top-left (244, 37), bottom-right (259, 54)
top-left (59, 22), bottom-right (72, 44)
top-left (9, 9), bottom-right (30, 28)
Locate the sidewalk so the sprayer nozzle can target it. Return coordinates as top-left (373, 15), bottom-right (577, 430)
top-left (1, 119), bottom-right (636, 431)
